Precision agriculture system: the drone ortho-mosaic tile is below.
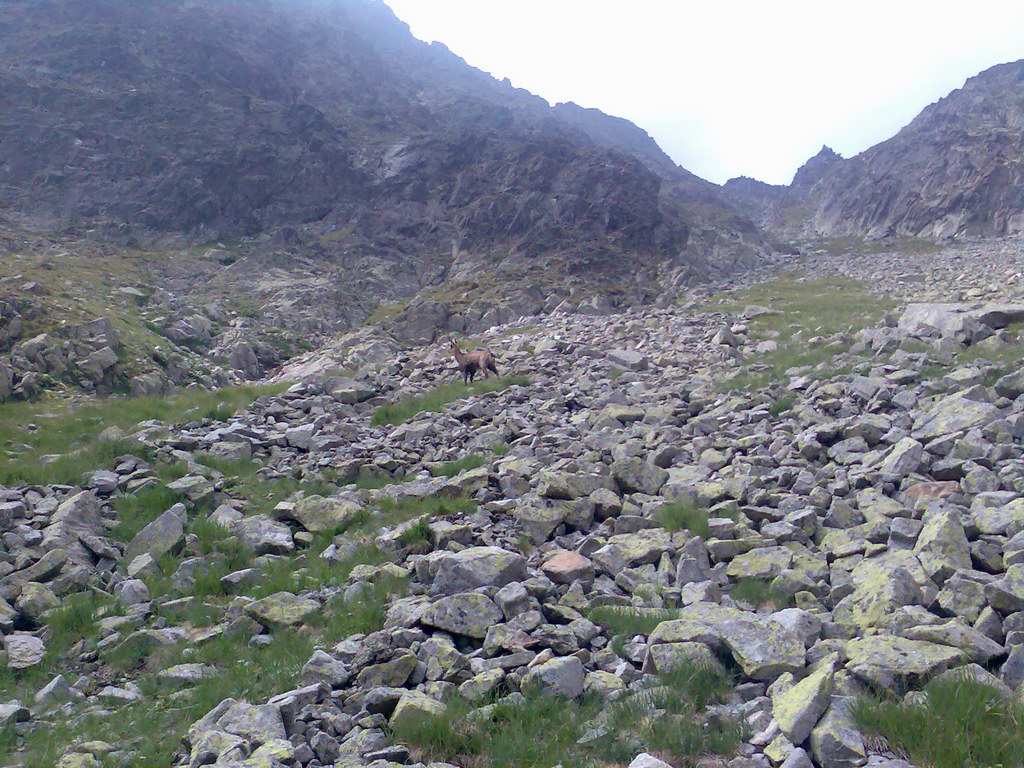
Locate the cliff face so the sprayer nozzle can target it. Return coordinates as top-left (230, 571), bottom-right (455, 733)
top-left (0, 0), bottom-right (766, 282)
top-left (808, 61), bottom-right (1024, 238)
top-left (723, 61), bottom-right (1024, 239)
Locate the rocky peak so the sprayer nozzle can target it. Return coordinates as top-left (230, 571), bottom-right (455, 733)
top-left (790, 145), bottom-right (843, 191)
top-left (736, 60), bottom-right (1024, 239)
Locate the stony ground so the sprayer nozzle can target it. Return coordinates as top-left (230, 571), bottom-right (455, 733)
top-left (5, 237), bottom-right (1024, 768)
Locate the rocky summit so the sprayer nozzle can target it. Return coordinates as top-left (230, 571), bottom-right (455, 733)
top-left (4, 2), bottom-right (1024, 768)
top-left (725, 60), bottom-right (1024, 240)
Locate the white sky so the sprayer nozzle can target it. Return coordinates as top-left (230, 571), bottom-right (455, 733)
top-left (383, 0), bottom-right (1024, 185)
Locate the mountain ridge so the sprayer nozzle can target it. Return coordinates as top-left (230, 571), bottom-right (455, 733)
top-left (723, 59), bottom-right (1024, 239)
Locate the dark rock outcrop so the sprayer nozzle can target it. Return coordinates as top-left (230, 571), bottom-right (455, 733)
top-left (0, 0), bottom-right (767, 281)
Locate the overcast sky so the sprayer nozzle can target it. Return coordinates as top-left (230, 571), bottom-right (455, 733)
top-left (384, 0), bottom-right (1024, 186)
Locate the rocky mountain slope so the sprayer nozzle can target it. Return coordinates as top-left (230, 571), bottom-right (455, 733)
top-left (0, 0), bottom-right (770, 403)
top-left (724, 60), bottom-right (1024, 239)
top-left (4, 236), bottom-right (1024, 767)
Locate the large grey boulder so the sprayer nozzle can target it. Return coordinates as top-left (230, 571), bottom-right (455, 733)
top-left (233, 516), bottom-right (294, 555)
top-left (40, 491), bottom-right (104, 564)
top-left (125, 506), bottom-right (186, 563)
top-left (0, 360), bottom-right (12, 402)
top-left (611, 458), bottom-right (668, 495)
top-left (898, 303), bottom-right (982, 342)
top-left (522, 656), bottom-right (585, 698)
top-left (431, 547), bottom-right (527, 595)
top-left (420, 593), bottom-right (503, 638)
top-left (4, 633), bottom-right (45, 669)
top-left (606, 348), bottom-right (648, 371)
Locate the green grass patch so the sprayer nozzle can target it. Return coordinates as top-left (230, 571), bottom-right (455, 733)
top-left (586, 605), bottom-right (678, 638)
top-left (853, 678), bottom-right (1024, 768)
top-left (109, 484), bottom-right (186, 542)
top-left (311, 575), bottom-right (408, 644)
top-left (0, 383), bottom-right (286, 485)
top-left (393, 660), bottom-right (741, 767)
top-left (377, 494), bottom-right (476, 527)
top-left (703, 276), bottom-right (895, 392)
top-left (196, 455), bottom-right (336, 516)
top-left (768, 395), bottom-right (796, 416)
top-left (810, 236), bottom-right (942, 256)
top-left (655, 500), bottom-right (710, 537)
top-left (371, 376), bottom-right (529, 426)
top-left (731, 578), bottom-right (794, 609)
top-left (491, 442), bottom-right (511, 457)
top-left (433, 454), bottom-right (486, 477)
top-left (352, 469), bottom-right (403, 490)
top-left (397, 517), bottom-right (433, 552)
top-left (67, 630), bottom-right (315, 767)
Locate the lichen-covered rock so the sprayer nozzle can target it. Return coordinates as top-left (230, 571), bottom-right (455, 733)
top-left (216, 701), bottom-right (286, 745)
top-left (166, 475), bottom-right (216, 504)
top-left (243, 592), bottom-right (320, 629)
top-left (513, 505), bottom-right (568, 543)
top-left (772, 657), bottom-right (836, 745)
top-left (522, 656), bottom-right (585, 698)
top-left (832, 552), bottom-right (927, 631)
top-left (288, 495), bottom-right (363, 533)
top-left (431, 547), bottom-right (527, 595)
top-left (642, 641), bottom-right (720, 676)
top-left (388, 690), bottom-right (445, 730)
top-left (726, 546), bottom-right (793, 580)
top-left (420, 592), bottom-right (503, 638)
top-left (901, 619), bottom-right (1005, 664)
top-left (610, 457), bottom-right (668, 495)
top-left (912, 392), bottom-right (999, 440)
top-left (650, 603), bottom-right (804, 681)
top-left (124, 506), bottom-right (186, 562)
top-left (536, 471), bottom-right (614, 500)
top-left (880, 436), bottom-right (924, 476)
top-left (355, 652), bottom-right (417, 688)
top-left (808, 698), bottom-right (865, 768)
top-left (233, 515), bottom-right (295, 555)
top-left (4, 633), bottom-right (44, 669)
top-left (973, 498), bottom-right (1024, 536)
top-left (984, 564), bottom-right (1024, 613)
top-left (913, 509), bottom-right (971, 584)
top-left (845, 635), bottom-right (966, 688)
top-left (55, 754), bottom-right (101, 768)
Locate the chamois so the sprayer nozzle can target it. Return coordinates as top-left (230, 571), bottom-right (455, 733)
top-left (449, 338), bottom-right (498, 385)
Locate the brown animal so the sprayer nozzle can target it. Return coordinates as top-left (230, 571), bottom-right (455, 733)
top-left (449, 338), bottom-right (498, 384)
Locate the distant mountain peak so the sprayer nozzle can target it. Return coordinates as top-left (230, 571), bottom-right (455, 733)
top-left (723, 60), bottom-right (1024, 238)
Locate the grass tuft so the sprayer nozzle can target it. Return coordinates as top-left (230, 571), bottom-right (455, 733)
top-left (731, 577), bottom-right (795, 609)
top-left (393, 659), bottom-right (740, 767)
top-left (655, 500), bottom-right (710, 537)
top-left (853, 678), bottom-right (1024, 768)
top-left (433, 454), bottom-right (486, 477)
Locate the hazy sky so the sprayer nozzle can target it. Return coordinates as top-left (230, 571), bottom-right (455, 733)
top-left (385, 0), bottom-right (1024, 185)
